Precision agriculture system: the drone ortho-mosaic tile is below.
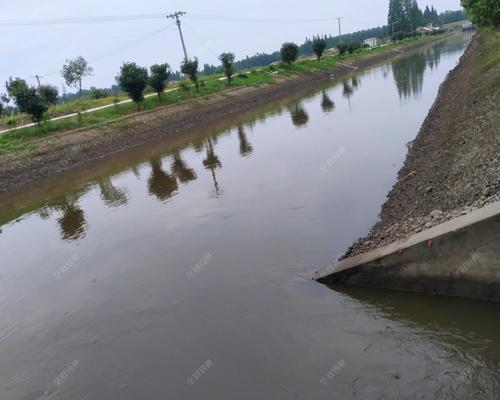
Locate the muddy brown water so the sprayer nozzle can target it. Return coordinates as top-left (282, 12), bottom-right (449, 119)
top-left (1, 33), bottom-right (499, 400)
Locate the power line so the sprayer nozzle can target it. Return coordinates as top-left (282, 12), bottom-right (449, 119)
top-left (0, 13), bottom-right (167, 26)
top-left (91, 23), bottom-right (175, 63)
top-left (0, 12), bottom-right (341, 27)
top-left (186, 13), bottom-right (340, 24)
top-left (41, 23), bottom-right (175, 78)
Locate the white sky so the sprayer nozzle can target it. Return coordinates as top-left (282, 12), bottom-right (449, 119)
top-left (0, 0), bottom-right (461, 92)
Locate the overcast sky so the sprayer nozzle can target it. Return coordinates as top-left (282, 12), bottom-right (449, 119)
top-left (1, 0), bottom-right (461, 92)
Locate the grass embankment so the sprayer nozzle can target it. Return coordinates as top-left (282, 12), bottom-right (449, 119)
top-left (0, 33), bottom-right (446, 154)
top-left (480, 28), bottom-right (500, 73)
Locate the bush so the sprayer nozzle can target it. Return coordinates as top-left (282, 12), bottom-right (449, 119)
top-left (116, 62), bottom-right (149, 110)
top-left (90, 89), bottom-right (109, 99)
top-left (181, 58), bottom-right (200, 92)
top-left (149, 63), bottom-right (171, 100)
top-left (337, 43), bottom-right (348, 56)
top-left (219, 52), bottom-right (235, 85)
top-left (38, 85), bottom-right (59, 106)
top-left (280, 42), bottom-right (299, 66)
top-left (312, 38), bottom-right (327, 60)
top-left (179, 80), bottom-right (191, 93)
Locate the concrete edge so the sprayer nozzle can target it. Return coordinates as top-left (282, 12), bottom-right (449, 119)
top-left (311, 200), bottom-right (500, 281)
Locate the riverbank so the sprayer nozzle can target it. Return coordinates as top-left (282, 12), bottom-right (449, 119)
top-left (0, 34), bottom-right (453, 195)
top-left (345, 29), bottom-right (500, 257)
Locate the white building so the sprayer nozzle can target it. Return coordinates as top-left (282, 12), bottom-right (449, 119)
top-left (363, 37), bottom-right (378, 48)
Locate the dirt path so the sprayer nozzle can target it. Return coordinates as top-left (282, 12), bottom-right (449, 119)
top-left (345, 31), bottom-right (500, 258)
top-left (0, 35), bottom-right (452, 195)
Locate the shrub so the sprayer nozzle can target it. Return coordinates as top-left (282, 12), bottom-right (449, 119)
top-left (280, 42), bottom-right (299, 66)
top-left (181, 58), bottom-right (200, 92)
top-left (219, 52), bottom-right (235, 85)
top-left (149, 63), bottom-right (171, 101)
top-left (312, 38), bottom-right (327, 60)
top-left (90, 89), bottom-right (109, 99)
top-left (116, 62), bottom-right (149, 110)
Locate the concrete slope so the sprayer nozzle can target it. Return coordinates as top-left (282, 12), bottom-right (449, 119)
top-left (313, 201), bottom-right (500, 302)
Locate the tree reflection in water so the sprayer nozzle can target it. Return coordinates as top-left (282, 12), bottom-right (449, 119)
top-left (342, 80), bottom-right (354, 111)
top-left (55, 195), bottom-right (87, 242)
top-left (321, 90), bottom-right (335, 113)
top-left (203, 138), bottom-right (223, 198)
top-left (171, 151), bottom-right (197, 184)
top-left (237, 125), bottom-right (254, 157)
top-left (290, 102), bottom-right (309, 127)
top-left (98, 177), bottom-right (128, 208)
top-left (148, 158), bottom-right (179, 201)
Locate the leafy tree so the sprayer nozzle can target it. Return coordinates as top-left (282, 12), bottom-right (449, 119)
top-left (461, 0), bottom-right (500, 27)
top-left (23, 87), bottom-right (48, 125)
top-left (280, 42), bottom-right (299, 66)
top-left (423, 5), bottom-right (432, 23)
top-left (347, 42), bottom-right (364, 54)
top-left (219, 52), bottom-right (235, 85)
top-left (61, 56), bottom-right (93, 97)
top-left (312, 38), bottom-right (327, 60)
top-left (6, 78), bottom-right (47, 125)
top-left (388, 0), bottom-right (405, 33)
top-left (149, 63), bottom-right (171, 101)
top-left (337, 43), bottom-right (348, 55)
top-left (430, 6), bottom-right (441, 25)
top-left (181, 58), bottom-right (200, 92)
top-left (38, 84), bottom-right (59, 106)
top-left (5, 77), bottom-right (29, 108)
top-left (0, 101), bottom-right (3, 116)
top-left (116, 62), bottom-right (149, 111)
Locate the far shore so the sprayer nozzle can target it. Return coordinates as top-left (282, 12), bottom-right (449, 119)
top-left (0, 33), bottom-right (455, 195)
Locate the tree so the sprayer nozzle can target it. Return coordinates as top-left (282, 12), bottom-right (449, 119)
top-left (219, 52), bottom-right (235, 85)
top-left (38, 84), bottom-right (59, 106)
top-left (61, 56), bottom-right (93, 97)
top-left (388, 0), bottom-right (405, 33)
top-left (6, 78), bottom-right (47, 125)
top-left (5, 77), bottom-right (29, 109)
top-left (337, 43), bottom-right (348, 56)
top-left (430, 6), bottom-right (441, 25)
top-left (280, 42), bottom-right (299, 66)
top-left (0, 101), bottom-right (3, 116)
top-left (312, 38), bottom-right (327, 60)
top-left (116, 62), bottom-right (149, 111)
top-left (181, 58), bottom-right (200, 92)
top-left (461, 0), bottom-right (500, 27)
top-left (149, 63), bottom-right (171, 101)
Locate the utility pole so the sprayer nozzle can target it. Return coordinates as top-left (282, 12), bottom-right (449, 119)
top-left (336, 17), bottom-right (344, 44)
top-left (30, 74), bottom-right (43, 88)
top-left (167, 11), bottom-right (188, 61)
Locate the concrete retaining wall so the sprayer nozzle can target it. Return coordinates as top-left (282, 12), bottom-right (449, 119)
top-left (314, 201), bottom-right (500, 302)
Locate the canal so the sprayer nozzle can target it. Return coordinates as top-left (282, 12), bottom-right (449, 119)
top-left (1, 33), bottom-right (499, 399)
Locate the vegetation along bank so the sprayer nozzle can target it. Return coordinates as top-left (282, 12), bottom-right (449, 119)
top-left (0, 33), bottom-right (452, 194)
